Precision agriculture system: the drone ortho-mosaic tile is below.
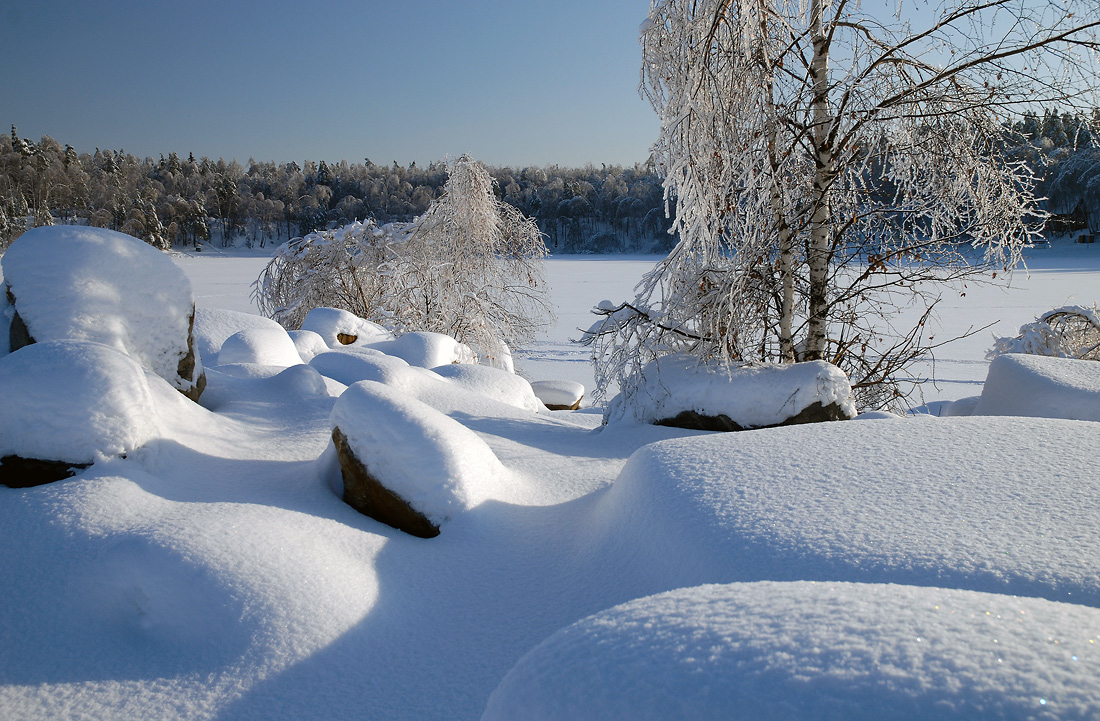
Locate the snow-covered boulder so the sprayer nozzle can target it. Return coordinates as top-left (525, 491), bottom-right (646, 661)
top-left (310, 346), bottom-right (446, 393)
top-left (974, 353), bottom-right (1100, 421)
top-left (432, 363), bottom-right (543, 412)
top-left (591, 415), bottom-right (1100, 606)
top-left (287, 329), bottom-right (329, 363)
top-left (530, 380), bottom-right (585, 410)
top-left (0, 341), bottom-right (159, 487)
top-left (192, 308), bottom-right (286, 364)
top-left (0, 279), bottom-right (10, 358)
top-left (1, 226), bottom-right (205, 400)
top-left (300, 307), bottom-right (393, 348)
top-left (604, 354), bottom-right (855, 430)
top-left (329, 380), bottom-right (507, 537)
top-left (217, 327), bottom-right (303, 368)
top-left (482, 581), bottom-right (1100, 721)
top-left (368, 331), bottom-right (477, 368)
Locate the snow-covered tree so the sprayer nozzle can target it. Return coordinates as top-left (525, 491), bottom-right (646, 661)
top-left (253, 155), bottom-right (551, 368)
top-left (586, 0), bottom-right (1099, 409)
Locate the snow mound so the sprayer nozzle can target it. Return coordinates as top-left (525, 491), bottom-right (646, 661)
top-left (604, 354), bottom-right (855, 428)
top-left (287, 329), bottom-right (329, 362)
top-left (432, 363), bottom-right (543, 412)
top-left (330, 381), bottom-right (510, 523)
top-left (0, 226), bottom-right (202, 395)
top-left (199, 363), bottom-right (334, 411)
top-left (592, 415), bottom-right (1100, 606)
top-left (217, 327), bottom-right (303, 367)
top-left (0, 278), bottom-right (10, 358)
top-left (310, 347), bottom-right (446, 393)
top-left (0, 340), bottom-right (159, 464)
top-left (300, 307), bottom-right (393, 348)
top-left (530, 380), bottom-right (585, 409)
top-left (974, 353), bottom-right (1100, 421)
top-left (368, 331), bottom-right (477, 368)
top-left (192, 308), bottom-right (285, 364)
top-left (483, 581), bottom-right (1100, 721)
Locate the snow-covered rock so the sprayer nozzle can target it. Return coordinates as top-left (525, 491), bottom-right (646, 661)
top-left (192, 308), bottom-right (286, 364)
top-left (0, 278), bottom-right (10, 358)
top-left (530, 380), bottom-right (585, 410)
top-left (330, 381), bottom-right (508, 536)
top-left (216, 327), bottom-right (303, 368)
top-left (300, 307), bottom-right (393, 348)
top-left (483, 581), bottom-right (1100, 721)
top-left (310, 346), bottom-right (446, 392)
top-left (1, 226), bottom-right (205, 399)
top-left (368, 331), bottom-right (476, 368)
top-left (287, 329), bottom-right (330, 363)
top-left (432, 363), bottom-right (543, 412)
top-left (974, 353), bottom-right (1100, 421)
top-left (0, 341), bottom-right (159, 485)
top-left (592, 415), bottom-right (1100, 606)
top-left (604, 354), bottom-right (855, 429)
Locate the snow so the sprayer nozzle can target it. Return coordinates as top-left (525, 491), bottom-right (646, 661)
top-left (329, 380), bottom-right (511, 524)
top-left (216, 327), bottom-right (303, 367)
top-left (604, 354), bottom-right (855, 427)
top-left (483, 581), bottom-right (1100, 721)
top-left (192, 307), bottom-right (286, 364)
top-left (1, 226), bottom-right (202, 394)
top-left (0, 340), bottom-right (159, 464)
top-left (368, 330), bottom-right (477, 368)
top-left (2, 246), bottom-right (1100, 720)
top-left (300, 306), bottom-right (393, 348)
top-left (530, 380), bottom-right (585, 408)
top-left (974, 353), bottom-right (1100, 421)
top-left (287, 329), bottom-right (329, 362)
top-left (431, 363), bottom-right (544, 412)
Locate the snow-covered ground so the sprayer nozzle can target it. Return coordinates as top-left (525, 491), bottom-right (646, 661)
top-left (2, 238), bottom-right (1099, 720)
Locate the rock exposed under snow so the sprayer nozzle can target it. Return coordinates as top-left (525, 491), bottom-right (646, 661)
top-left (301, 307), bottom-right (393, 348)
top-left (1, 226), bottom-right (205, 400)
top-left (482, 581), bottom-right (1100, 721)
top-left (329, 381), bottom-right (507, 536)
top-left (0, 341), bottom-right (159, 486)
top-left (974, 353), bottom-right (1100, 421)
top-left (217, 327), bottom-right (303, 368)
top-left (604, 354), bottom-right (855, 430)
top-left (530, 380), bottom-right (585, 410)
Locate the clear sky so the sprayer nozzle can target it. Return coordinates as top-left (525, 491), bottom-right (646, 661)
top-left (1, 0), bottom-right (661, 168)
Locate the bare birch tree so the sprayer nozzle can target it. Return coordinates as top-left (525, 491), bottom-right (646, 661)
top-left (585, 0), bottom-right (1100, 409)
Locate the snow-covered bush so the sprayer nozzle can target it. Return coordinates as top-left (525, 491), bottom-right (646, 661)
top-left (988, 305), bottom-right (1100, 361)
top-left (253, 155), bottom-right (551, 368)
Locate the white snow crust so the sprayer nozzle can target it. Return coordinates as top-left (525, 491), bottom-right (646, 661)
top-left (604, 354), bottom-right (856, 426)
top-left (0, 340), bottom-right (159, 463)
top-left (368, 330), bottom-right (477, 368)
top-left (192, 307), bottom-right (285, 364)
top-left (974, 353), bottom-right (1100, 421)
top-left (530, 380), bottom-right (585, 408)
top-left (300, 306), bottom-right (393, 347)
top-left (216, 327), bottom-right (303, 367)
top-left (1, 226), bottom-right (201, 393)
top-left (483, 581), bottom-right (1100, 721)
top-left (287, 329), bottom-right (329, 362)
top-left (330, 380), bottom-right (509, 522)
top-left (431, 363), bottom-right (544, 412)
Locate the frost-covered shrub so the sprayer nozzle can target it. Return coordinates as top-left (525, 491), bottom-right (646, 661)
top-left (988, 305), bottom-right (1100, 361)
top-left (253, 155), bottom-right (551, 368)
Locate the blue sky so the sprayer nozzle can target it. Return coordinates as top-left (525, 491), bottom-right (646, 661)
top-left (1, 0), bottom-right (661, 167)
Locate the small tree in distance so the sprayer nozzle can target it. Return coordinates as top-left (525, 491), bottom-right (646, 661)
top-left (584, 0), bottom-right (1100, 410)
top-left (254, 155), bottom-right (551, 368)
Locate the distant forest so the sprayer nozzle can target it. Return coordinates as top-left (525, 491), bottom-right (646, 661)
top-left (2, 109), bottom-right (1099, 253)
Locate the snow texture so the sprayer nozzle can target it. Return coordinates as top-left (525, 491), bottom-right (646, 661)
top-left (1, 226), bottom-right (201, 394)
top-left (287, 329), bottom-right (329, 363)
top-left (368, 331), bottom-right (477, 368)
top-left (310, 346), bottom-right (446, 392)
top-left (329, 380), bottom-right (509, 523)
top-left (216, 327), bottom-right (303, 368)
top-left (192, 308), bottom-right (285, 365)
top-left (0, 340), bottom-right (159, 463)
top-left (483, 581), bottom-right (1100, 721)
top-left (530, 380), bottom-right (585, 408)
top-left (431, 363), bottom-right (543, 412)
top-left (0, 275), bottom-right (9, 358)
top-left (604, 354), bottom-right (855, 426)
top-left (974, 353), bottom-right (1100, 421)
top-left (590, 415), bottom-right (1100, 606)
top-left (300, 306), bottom-right (393, 348)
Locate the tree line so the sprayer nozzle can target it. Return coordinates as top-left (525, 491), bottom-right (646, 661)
top-left (0, 126), bottom-right (674, 254)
